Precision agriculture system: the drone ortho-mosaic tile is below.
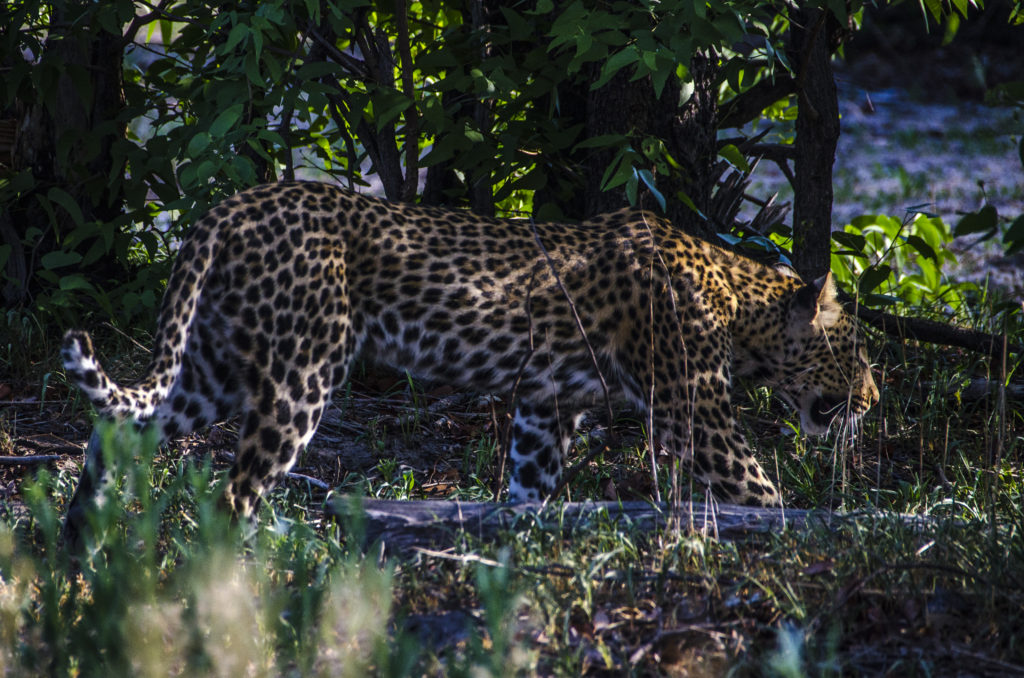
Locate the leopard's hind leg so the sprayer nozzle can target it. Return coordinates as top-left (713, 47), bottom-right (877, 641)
top-left (220, 281), bottom-right (358, 519)
top-left (62, 344), bottom-right (244, 545)
top-left (62, 309), bottom-right (245, 542)
top-left (222, 365), bottom-right (332, 518)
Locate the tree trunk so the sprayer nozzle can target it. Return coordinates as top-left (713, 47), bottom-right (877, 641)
top-left (2, 3), bottom-right (127, 307)
top-left (791, 8), bottom-right (841, 280)
top-left (664, 53), bottom-right (718, 241)
top-left (538, 53), bottom-right (719, 242)
top-left (422, 0), bottom-right (497, 214)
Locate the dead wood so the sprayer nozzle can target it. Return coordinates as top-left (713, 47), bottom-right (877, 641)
top-left (326, 497), bottom-right (928, 556)
top-left (0, 455), bottom-right (62, 465)
top-left (849, 301), bottom-right (1024, 359)
top-left (925, 378), bottom-right (1024, 401)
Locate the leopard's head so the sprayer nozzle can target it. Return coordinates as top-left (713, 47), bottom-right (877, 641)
top-left (774, 273), bottom-right (880, 435)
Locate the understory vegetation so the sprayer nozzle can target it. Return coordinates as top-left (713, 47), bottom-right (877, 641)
top-left (2, 296), bottom-right (1022, 675)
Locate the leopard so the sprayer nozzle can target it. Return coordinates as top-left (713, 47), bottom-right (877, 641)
top-left (61, 181), bottom-right (879, 536)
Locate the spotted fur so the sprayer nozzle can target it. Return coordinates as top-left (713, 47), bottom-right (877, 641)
top-left (62, 181), bottom-right (878, 528)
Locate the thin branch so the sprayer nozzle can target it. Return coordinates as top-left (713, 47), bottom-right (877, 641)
top-left (547, 442), bottom-right (613, 503)
top-left (716, 74), bottom-right (797, 129)
top-left (287, 472), bottom-right (330, 490)
top-left (277, 24), bottom-right (316, 182)
top-left (327, 497), bottom-right (945, 558)
top-left (121, 0), bottom-right (174, 48)
top-left (747, 142), bottom-right (797, 161)
top-left (307, 26), bottom-right (370, 79)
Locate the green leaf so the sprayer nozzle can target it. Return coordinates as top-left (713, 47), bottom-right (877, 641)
top-left (650, 56), bottom-right (672, 99)
top-left (905, 234), bottom-right (937, 261)
top-left (826, 0), bottom-right (848, 24)
top-left (600, 151), bottom-right (632, 191)
top-left (864, 293), bottom-right (899, 307)
top-left (3, 169), bottom-right (35, 194)
top-left (256, 129), bottom-right (286, 147)
top-left (718, 144), bottom-right (750, 173)
top-left (47, 188), bottom-right (85, 228)
top-left (375, 96), bottom-right (412, 131)
top-left (41, 250), bottom-right (83, 270)
top-left (675, 190), bottom-right (705, 220)
top-left (59, 274), bottom-right (96, 292)
top-left (187, 132), bottom-right (212, 157)
top-left (954, 204), bottom-right (998, 237)
top-left (591, 48), bottom-right (638, 90)
top-left (304, 0), bottom-right (321, 22)
top-left (82, 237), bottom-right (108, 267)
top-left (637, 168), bottom-right (665, 211)
top-left (225, 23), bottom-right (249, 53)
top-left (625, 169), bottom-right (638, 205)
top-left (499, 7), bottom-right (533, 40)
top-left (1004, 214), bottom-right (1024, 255)
top-left (858, 264), bottom-right (892, 295)
top-left (245, 52), bottom-right (263, 86)
top-left (195, 160), bottom-right (217, 183)
top-left (295, 61), bottom-right (345, 80)
top-left (245, 138), bottom-right (274, 163)
top-left (832, 231), bottom-right (866, 253)
top-left (263, 52), bottom-right (282, 83)
top-left (210, 104), bottom-right (244, 138)
top-left (177, 162), bottom-right (196, 191)
top-left (640, 50), bottom-right (657, 73)
top-left (231, 154), bottom-right (257, 184)
top-left (849, 214), bottom-right (879, 230)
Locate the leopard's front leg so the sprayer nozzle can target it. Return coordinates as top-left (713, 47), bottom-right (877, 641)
top-left (645, 375), bottom-right (782, 507)
top-left (687, 424), bottom-right (782, 507)
top-left (627, 295), bottom-right (782, 507)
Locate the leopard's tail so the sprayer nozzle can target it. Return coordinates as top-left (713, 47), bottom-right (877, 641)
top-left (62, 215), bottom-right (222, 421)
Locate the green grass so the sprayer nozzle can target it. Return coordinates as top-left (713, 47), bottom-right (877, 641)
top-left (1, 304), bottom-right (1022, 676)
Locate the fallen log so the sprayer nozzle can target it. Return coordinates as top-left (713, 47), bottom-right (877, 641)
top-left (0, 454), bottom-right (63, 466)
top-left (325, 497), bottom-right (927, 555)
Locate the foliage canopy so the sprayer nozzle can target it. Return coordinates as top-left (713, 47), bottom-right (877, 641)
top-left (0, 0), bottom-right (1009, 329)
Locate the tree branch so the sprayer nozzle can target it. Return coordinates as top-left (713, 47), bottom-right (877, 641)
top-left (716, 74), bottom-right (797, 130)
top-left (307, 26), bottom-right (370, 78)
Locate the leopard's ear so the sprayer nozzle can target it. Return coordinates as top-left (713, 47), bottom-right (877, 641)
top-left (791, 272), bottom-right (842, 327)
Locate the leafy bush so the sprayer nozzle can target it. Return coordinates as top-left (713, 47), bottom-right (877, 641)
top-left (831, 211), bottom-right (976, 313)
